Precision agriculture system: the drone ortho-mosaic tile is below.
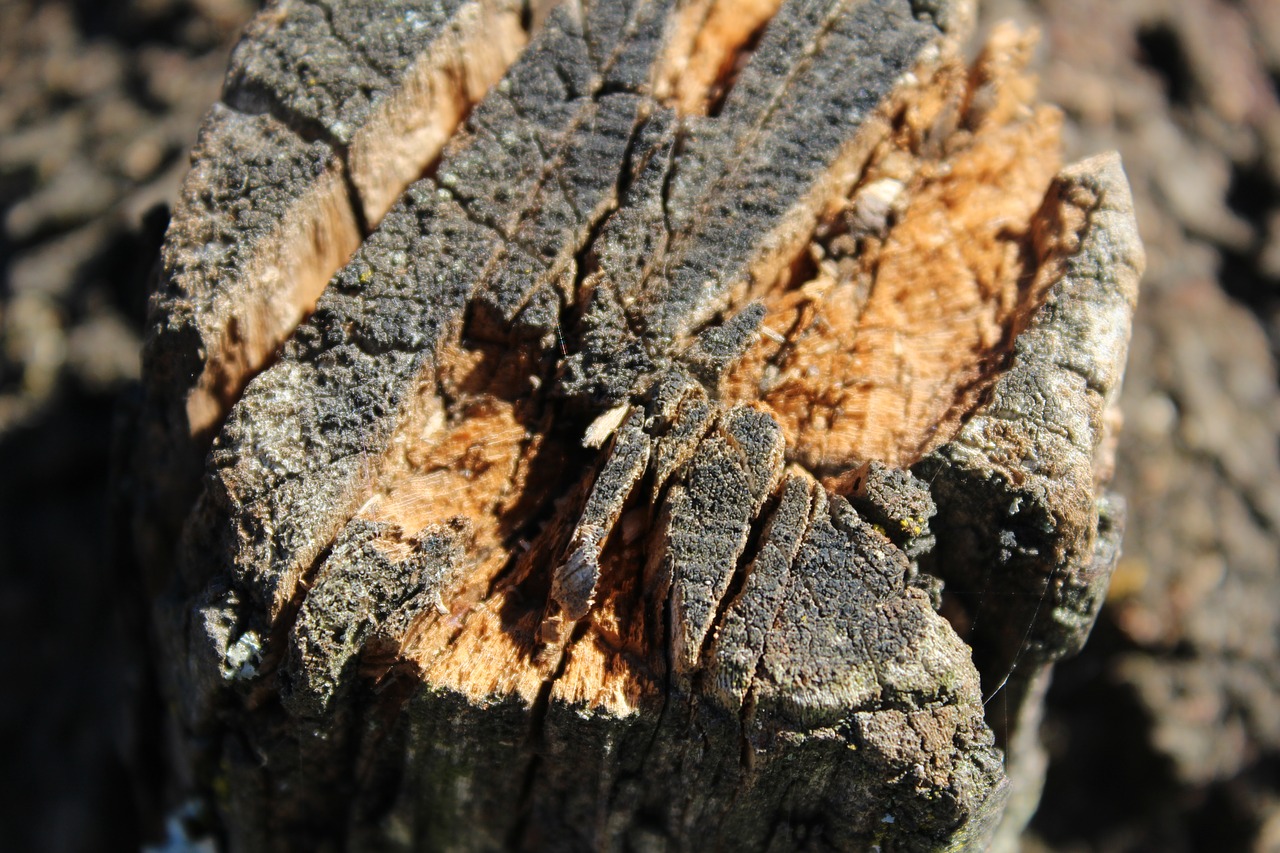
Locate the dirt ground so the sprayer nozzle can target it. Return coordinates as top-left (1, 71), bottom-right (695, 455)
top-left (1, 0), bottom-right (1277, 850)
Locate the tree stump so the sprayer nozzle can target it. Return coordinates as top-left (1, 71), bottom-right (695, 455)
top-left (126, 0), bottom-right (1144, 849)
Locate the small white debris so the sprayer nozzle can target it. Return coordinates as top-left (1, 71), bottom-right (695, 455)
top-left (223, 630), bottom-right (263, 681)
top-left (583, 403), bottom-right (631, 448)
top-left (849, 178), bottom-right (905, 236)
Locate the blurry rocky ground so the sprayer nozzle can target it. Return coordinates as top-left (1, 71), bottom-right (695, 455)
top-left (978, 1), bottom-right (1280, 850)
top-left (0, 0), bottom-right (1276, 850)
top-left (0, 1), bottom-right (253, 849)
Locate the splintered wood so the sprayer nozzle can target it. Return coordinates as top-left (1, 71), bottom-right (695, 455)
top-left (722, 25), bottom-right (1064, 471)
top-left (131, 1), bottom-right (1143, 850)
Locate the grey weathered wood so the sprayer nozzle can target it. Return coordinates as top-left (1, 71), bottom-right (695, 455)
top-left (131, 0), bottom-right (534, 592)
top-left (127, 0), bottom-right (1144, 850)
top-left (918, 154), bottom-right (1142, 686)
top-left (916, 154), bottom-right (1142, 845)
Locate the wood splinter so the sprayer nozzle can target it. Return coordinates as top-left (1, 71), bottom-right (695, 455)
top-left (126, 0), bottom-right (1144, 850)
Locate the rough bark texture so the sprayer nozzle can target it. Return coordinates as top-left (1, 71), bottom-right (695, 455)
top-left (125, 0), bottom-right (1141, 850)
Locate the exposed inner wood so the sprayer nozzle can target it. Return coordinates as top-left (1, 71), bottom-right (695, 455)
top-left (721, 24), bottom-right (1063, 472)
top-left (185, 7), bottom-right (531, 440)
top-left (548, 527), bottom-right (664, 712)
top-left (356, 26), bottom-right (1073, 714)
top-left (655, 0), bottom-right (784, 115)
top-left (371, 342), bottom-right (575, 704)
top-left (388, 420), bottom-right (664, 714)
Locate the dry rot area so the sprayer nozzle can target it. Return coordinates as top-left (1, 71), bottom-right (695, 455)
top-left (129, 0), bottom-right (1142, 849)
top-left (368, 24), bottom-right (1077, 714)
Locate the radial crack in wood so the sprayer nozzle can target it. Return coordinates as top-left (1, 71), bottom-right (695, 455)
top-left (128, 0), bottom-right (1144, 850)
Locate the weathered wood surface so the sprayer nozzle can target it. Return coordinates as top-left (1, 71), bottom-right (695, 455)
top-left (127, 0), bottom-right (1143, 850)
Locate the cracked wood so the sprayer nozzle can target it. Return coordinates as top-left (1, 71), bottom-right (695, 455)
top-left (128, 0), bottom-right (1144, 850)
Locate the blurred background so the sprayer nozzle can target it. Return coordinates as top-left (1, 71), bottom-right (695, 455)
top-left (1, 0), bottom-right (1277, 849)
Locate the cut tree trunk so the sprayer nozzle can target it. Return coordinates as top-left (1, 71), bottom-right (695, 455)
top-left (124, 0), bottom-right (1144, 850)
